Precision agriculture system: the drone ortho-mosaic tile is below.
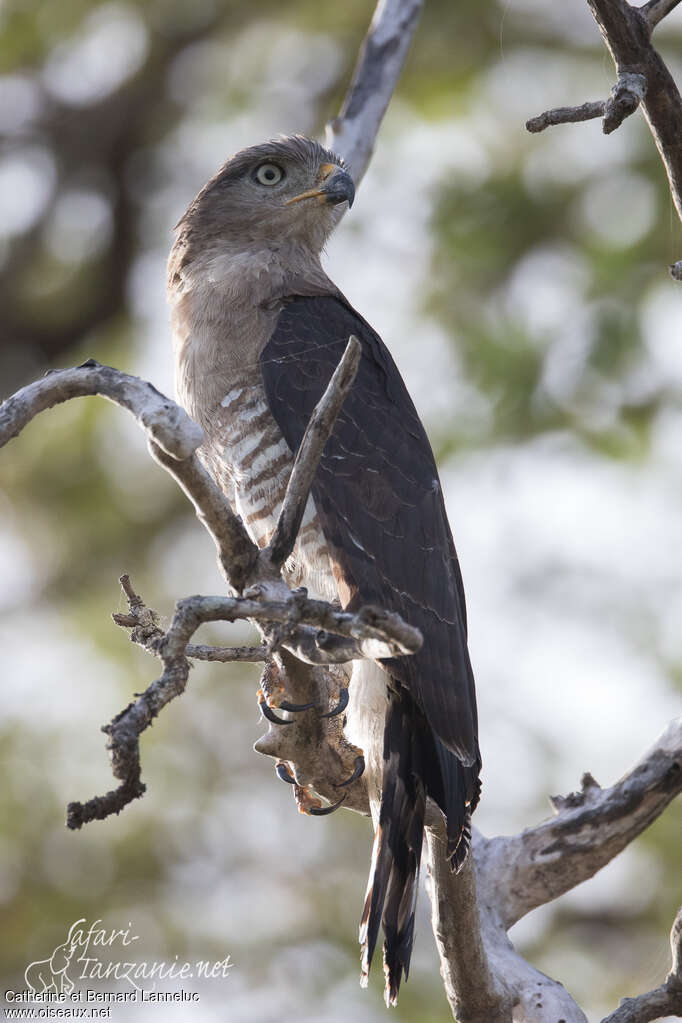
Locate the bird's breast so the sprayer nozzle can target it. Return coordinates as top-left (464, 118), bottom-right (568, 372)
top-left (205, 380), bottom-right (338, 603)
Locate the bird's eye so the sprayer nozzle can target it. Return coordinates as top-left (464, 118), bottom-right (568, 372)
top-left (254, 163), bottom-right (284, 186)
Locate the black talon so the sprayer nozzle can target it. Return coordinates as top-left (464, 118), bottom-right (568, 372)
top-left (338, 755), bottom-right (365, 788)
top-left (275, 761), bottom-right (296, 784)
top-left (278, 699), bottom-right (317, 712)
top-left (319, 687), bottom-right (349, 719)
top-left (308, 793), bottom-right (347, 816)
top-left (258, 693), bottom-right (294, 726)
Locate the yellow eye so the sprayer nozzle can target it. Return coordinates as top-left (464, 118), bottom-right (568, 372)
top-left (254, 163), bottom-right (284, 186)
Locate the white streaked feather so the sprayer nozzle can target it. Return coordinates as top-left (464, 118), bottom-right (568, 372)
top-left (239, 399), bottom-right (269, 423)
top-left (231, 429), bottom-right (269, 461)
top-left (247, 437), bottom-right (290, 476)
top-left (345, 660), bottom-right (389, 827)
top-left (220, 386), bottom-right (244, 408)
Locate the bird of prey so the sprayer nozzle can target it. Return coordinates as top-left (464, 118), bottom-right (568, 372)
top-left (167, 135), bottom-right (480, 1005)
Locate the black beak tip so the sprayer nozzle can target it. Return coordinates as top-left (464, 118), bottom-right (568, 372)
top-left (325, 168), bottom-right (355, 209)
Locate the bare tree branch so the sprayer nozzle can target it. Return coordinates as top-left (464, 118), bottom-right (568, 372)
top-left (424, 826), bottom-right (513, 1023)
top-left (526, 100), bottom-right (606, 133)
top-left (526, 71), bottom-right (647, 135)
top-left (74, 567), bottom-right (419, 828)
top-left (416, 719), bottom-right (682, 1023)
top-left (0, 359), bottom-right (203, 459)
top-left (603, 70), bottom-right (647, 133)
top-left (586, 0), bottom-right (682, 219)
top-left (148, 440), bottom-right (257, 591)
top-left (268, 336), bottom-right (361, 569)
top-left (642, 0), bottom-right (682, 30)
top-left (527, 71), bottom-right (646, 136)
top-left (326, 0), bottom-right (423, 183)
top-left (478, 717), bottom-right (682, 930)
top-left (526, 0), bottom-right (682, 273)
top-left (184, 644), bottom-right (267, 662)
top-left (5, 345), bottom-right (681, 1021)
top-left (0, 361), bottom-right (259, 590)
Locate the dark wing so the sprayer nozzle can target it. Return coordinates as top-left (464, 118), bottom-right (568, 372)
top-left (261, 294), bottom-right (478, 766)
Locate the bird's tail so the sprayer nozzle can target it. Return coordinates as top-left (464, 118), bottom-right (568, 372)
top-left (359, 688), bottom-right (479, 1006)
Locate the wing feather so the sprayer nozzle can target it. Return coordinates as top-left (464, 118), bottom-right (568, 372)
top-left (260, 294), bottom-right (478, 766)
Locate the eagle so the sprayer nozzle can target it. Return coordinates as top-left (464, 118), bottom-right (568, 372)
top-left (167, 135), bottom-right (480, 1005)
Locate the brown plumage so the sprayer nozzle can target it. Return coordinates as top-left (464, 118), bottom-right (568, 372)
top-left (167, 135), bottom-right (481, 1005)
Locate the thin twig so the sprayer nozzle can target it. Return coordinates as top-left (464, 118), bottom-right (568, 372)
top-left (185, 644), bottom-right (267, 662)
top-left (268, 336), bottom-right (362, 569)
top-left (526, 71), bottom-right (646, 136)
top-left (526, 100), bottom-right (605, 133)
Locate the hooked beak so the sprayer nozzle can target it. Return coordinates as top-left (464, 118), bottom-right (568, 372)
top-left (285, 163), bottom-right (355, 209)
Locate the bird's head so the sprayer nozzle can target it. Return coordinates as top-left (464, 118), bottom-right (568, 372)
top-left (176, 135), bottom-right (354, 255)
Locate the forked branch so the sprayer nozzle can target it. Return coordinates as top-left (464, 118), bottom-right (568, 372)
top-left (526, 0), bottom-right (682, 274)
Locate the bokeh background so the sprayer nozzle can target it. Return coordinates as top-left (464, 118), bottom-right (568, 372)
top-left (1, 1), bottom-right (681, 1020)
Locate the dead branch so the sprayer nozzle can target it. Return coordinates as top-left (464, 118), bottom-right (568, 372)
top-left (148, 441), bottom-right (257, 590)
top-left (420, 719), bottom-right (681, 1022)
top-left (72, 566), bottom-right (416, 827)
top-left (424, 826), bottom-right (513, 1023)
top-left (478, 717), bottom-right (682, 930)
top-left (586, 0), bottom-right (682, 222)
top-left (526, 100), bottom-right (606, 132)
top-left (326, 0), bottom-right (423, 183)
top-left (526, 0), bottom-right (682, 274)
top-left (0, 339), bottom-right (417, 829)
top-left (0, 359), bottom-right (203, 459)
top-left (0, 361), bottom-right (258, 590)
top-left (642, 0), bottom-right (682, 30)
top-left (526, 72), bottom-right (647, 135)
top-left (184, 644), bottom-right (267, 662)
top-left (5, 317), bottom-right (681, 1023)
